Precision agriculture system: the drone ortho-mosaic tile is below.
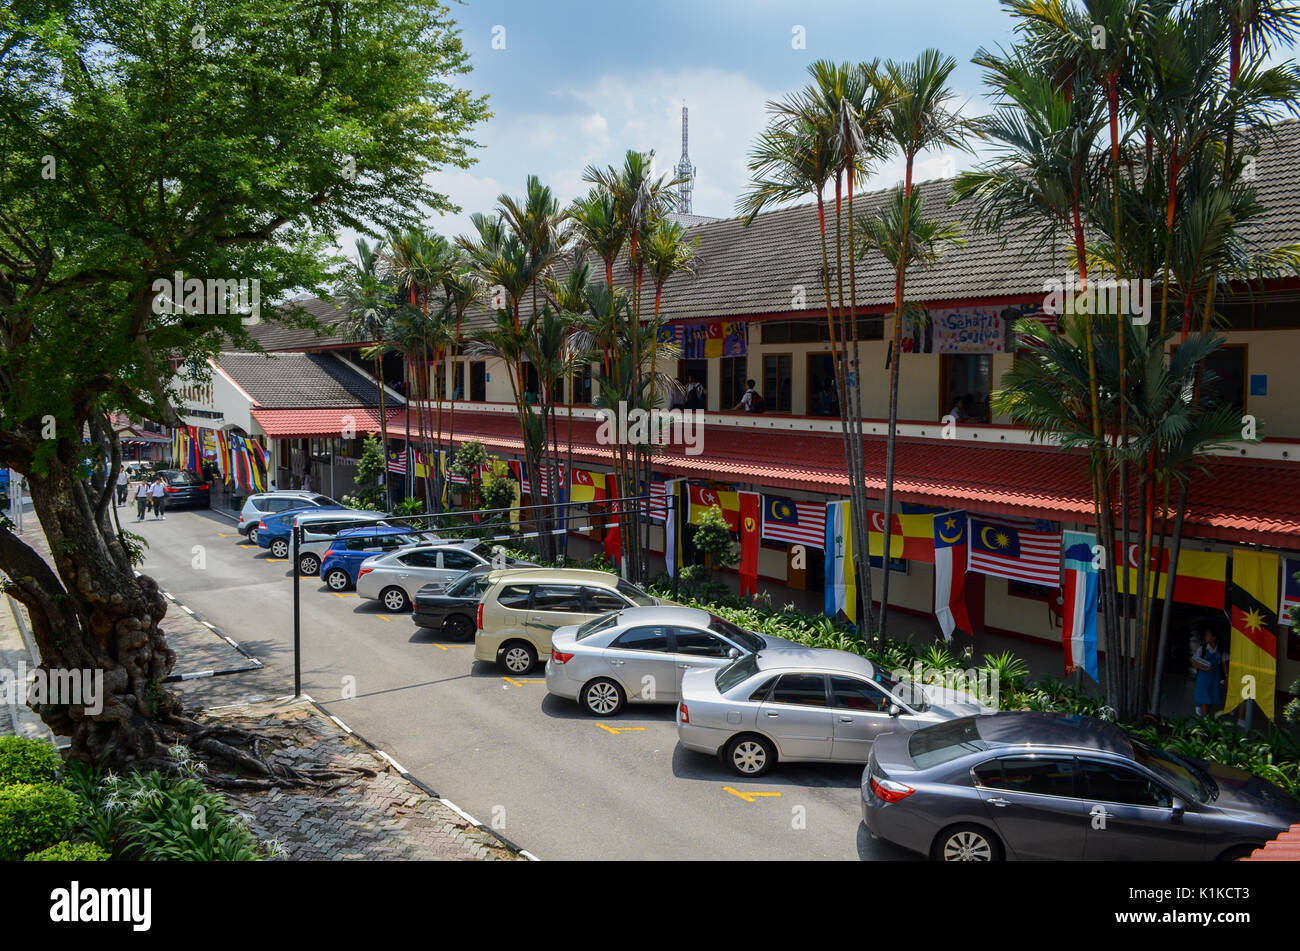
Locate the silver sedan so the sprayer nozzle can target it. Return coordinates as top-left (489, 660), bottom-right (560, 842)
top-left (356, 542), bottom-right (532, 612)
top-left (544, 605), bottom-right (803, 716)
top-left (676, 648), bottom-right (990, 777)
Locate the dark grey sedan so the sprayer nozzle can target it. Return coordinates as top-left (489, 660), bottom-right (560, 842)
top-left (862, 711), bottom-right (1300, 861)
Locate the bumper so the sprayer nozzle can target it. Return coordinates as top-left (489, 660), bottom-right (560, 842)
top-left (413, 609), bottom-right (448, 629)
top-left (355, 574), bottom-right (383, 601)
top-left (543, 660), bottom-right (581, 700)
top-left (676, 720), bottom-right (728, 757)
top-left (861, 788), bottom-right (932, 858)
top-left (473, 636), bottom-right (499, 664)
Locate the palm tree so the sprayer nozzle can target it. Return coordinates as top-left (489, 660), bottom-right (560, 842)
top-left (872, 49), bottom-right (968, 635)
top-left (441, 260), bottom-right (484, 483)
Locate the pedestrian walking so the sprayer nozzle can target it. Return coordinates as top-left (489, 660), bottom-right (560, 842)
top-left (134, 480), bottom-right (149, 521)
top-left (1192, 627), bottom-right (1229, 716)
top-left (150, 476), bottom-right (167, 519)
top-left (115, 468), bottom-right (129, 506)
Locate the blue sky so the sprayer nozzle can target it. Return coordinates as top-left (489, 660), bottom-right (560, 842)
top-left (409, 0), bottom-right (1025, 241)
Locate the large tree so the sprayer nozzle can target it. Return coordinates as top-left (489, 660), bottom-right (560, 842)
top-left (0, 0), bottom-right (488, 765)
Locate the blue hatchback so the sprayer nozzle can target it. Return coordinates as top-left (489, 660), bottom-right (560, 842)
top-left (257, 505), bottom-right (349, 557)
top-left (319, 526), bottom-right (429, 592)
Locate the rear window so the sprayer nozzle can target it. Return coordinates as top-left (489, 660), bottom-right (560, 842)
top-left (165, 470), bottom-right (202, 484)
top-left (715, 655), bottom-right (760, 694)
top-left (447, 573), bottom-right (490, 599)
top-left (576, 612), bottom-right (622, 640)
top-left (311, 495), bottom-right (334, 505)
top-left (908, 718), bottom-right (993, 770)
top-left (616, 580), bottom-right (656, 607)
top-left (708, 615), bottom-right (763, 654)
top-left (496, 585), bottom-right (532, 609)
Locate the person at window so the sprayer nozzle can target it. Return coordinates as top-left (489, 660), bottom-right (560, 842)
top-left (733, 379), bottom-right (759, 412)
top-left (685, 374), bottom-right (705, 410)
top-left (947, 395), bottom-right (968, 422)
top-left (301, 471), bottom-right (312, 493)
top-left (1192, 627), bottom-right (1228, 716)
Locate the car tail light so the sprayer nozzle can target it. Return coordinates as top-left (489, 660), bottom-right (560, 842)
top-left (678, 701), bottom-right (689, 724)
top-left (198, 484), bottom-right (209, 490)
top-left (869, 775), bottom-right (915, 803)
top-left (476, 603), bottom-right (483, 629)
top-left (239, 514), bottom-right (245, 523)
top-left (165, 486), bottom-right (178, 493)
top-left (323, 550), bottom-right (335, 559)
top-left (551, 650), bottom-right (574, 664)
top-left (259, 520), bottom-right (268, 529)
top-left (358, 567), bottom-right (373, 578)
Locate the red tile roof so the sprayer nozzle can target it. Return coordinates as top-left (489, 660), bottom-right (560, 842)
top-left (250, 407), bottom-right (401, 439)
top-left (1245, 825), bottom-right (1300, 860)
top-left (398, 408), bottom-right (1300, 549)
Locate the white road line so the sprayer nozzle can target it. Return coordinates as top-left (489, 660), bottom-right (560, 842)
top-left (329, 715), bottom-right (353, 734)
top-left (520, 850), bottom-right (541, 862)
top-left (377, 749), bottom-right (409, 774)
top-left (439, 798), bottom-right (480, 827)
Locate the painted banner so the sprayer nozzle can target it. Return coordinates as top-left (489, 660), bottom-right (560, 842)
top-left (674, 320), bottom-right (748, 359)
top-left (902, 307), bottom-right (1007, 354)
top-left (1225, 550), bottom-right (1280, 721)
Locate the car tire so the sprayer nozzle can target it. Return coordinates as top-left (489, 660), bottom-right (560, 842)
top-left (581, 678), bottom-right (625, 717)
top-left (325, 569), bottom-right (351, 591)
top-left (442, 614), bottom-right (474, 642)
top-left (270, 538), bottom-right (290, 559)
top-left (931, 824), bottom-right (1003, 862)
top-left (380, 586), bottom-right (409, 612)
top-left (247, 528), bottom-right (259, 545)
top-left (725, 734), bottom-right (775, 777)
top-left (298, 553), bottom-right (320, 576)
top-left (499, 641), bottom-right (537, 675)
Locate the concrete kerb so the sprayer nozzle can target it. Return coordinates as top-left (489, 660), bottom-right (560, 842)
top-left (293, 692), bottom-right (540, 861)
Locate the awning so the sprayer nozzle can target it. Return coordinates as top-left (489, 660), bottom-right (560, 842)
top-left (250, 407), bottom-right (400, 439)
top-left (390, 407), bottom-right (1300, 550)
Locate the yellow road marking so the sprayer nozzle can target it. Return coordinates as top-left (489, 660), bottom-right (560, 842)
top-left (432, 643), bottom-right (472, 651)
top-left (377, 615), bottom-right (392, 622)
top-left (596, 724), bottom-right (646, 735)
top-left (331, 592), bottom-right (354, 599)
top-left (237, 544), bottom-right (256, 549)
top-left (501, 676), bottom-right (546, 686)
top-left (723, 786), bottom-right (782, 803)
top-left (217, 532), bottom-right (237, 537)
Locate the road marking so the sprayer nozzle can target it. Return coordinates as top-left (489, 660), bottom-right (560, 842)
top-left (377, 615), bottom-right (393, 622)
top-left (237, 544), bottom-right (256, 549)
top-left (596, 724), bottom-right (646, 736)
top-left (331, 592), bottom-right (354, 599)
top-left (722, 786), bottom-right (782, 803)
top-left (217, 532), bottom-right (237, 537)
top-left (432, 643), bottom-right (472, 651)
top-left (500, 676), bottom-right (545, 687)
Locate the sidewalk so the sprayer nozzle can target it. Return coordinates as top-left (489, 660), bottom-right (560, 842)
top-left (0, 594), bottom-right (59, 745)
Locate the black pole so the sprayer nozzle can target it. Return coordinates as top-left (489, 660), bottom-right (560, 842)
top-left (292, 523), bottom-right (302, 698)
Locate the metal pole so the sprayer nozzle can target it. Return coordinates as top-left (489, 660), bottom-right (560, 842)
top-left (293, 523), bottom-right (302, 698)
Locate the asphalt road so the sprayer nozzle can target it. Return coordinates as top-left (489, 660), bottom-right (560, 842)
top-left (137, 508), bottom-right (915, 861)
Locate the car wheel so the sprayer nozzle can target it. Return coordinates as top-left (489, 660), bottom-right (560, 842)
top-left (581, 678), bottom-right (625, 717)
top-left (325, 569), bottom-right (351, 591)
top-left (270, 538), bottom-right (290, 559)
top-left (442, 614), bottom-right (474, 642)
top-left (932, 824), bottom-right (1003, 862)
top-left (247, 528), bottom-right (259, 545)
top-left (380, 587), bottom-right (409, 612)
top-left (499, 641), bottom-right (537, 675)
top-left (298, 553), bottom-right (320, 576)
top-left (726, 734), bottom-right (775, 777)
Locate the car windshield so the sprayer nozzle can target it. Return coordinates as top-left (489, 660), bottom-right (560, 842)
top-left (616, 580), bottom-right (656, 607)
top-left (311, 495), bottom-right (334, 505)
top-left (908, 718), bottom-right (993, 770)
top-left (165, 470), bottom-right (201, 484)
top-left (715, 655), bottom-right (760, 694)
top-left (576, 612), bottom-right (621, 640)
top-left (708, 615), bottom-right (763, 654)
top-left (1129, 738), bottom-right (1211, 803)
top-left (446, 573), bottom-right (487, 598)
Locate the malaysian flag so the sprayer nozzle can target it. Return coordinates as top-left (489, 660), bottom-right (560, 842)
top-left (538, 464), bottom-right (566, 498)
top-left (761, 495), bottom-right (826, 549)
top-left (647, 480), bottom-right (667, 521)
top-left (967, 513), bottom-right (1061, 586)
top-left (387, 448), bottom-right (407, 475)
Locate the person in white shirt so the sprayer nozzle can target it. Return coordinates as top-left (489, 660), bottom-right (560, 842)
top-left (116, 468), bottom-right (129, 506)
top-left (150, 476), bottom-right (167, 519)
top-left (134, 480), bottom-right (149, 521)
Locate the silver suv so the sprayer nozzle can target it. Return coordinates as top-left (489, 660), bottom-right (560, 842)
top-left (237, 491), bottom-right (336, 542)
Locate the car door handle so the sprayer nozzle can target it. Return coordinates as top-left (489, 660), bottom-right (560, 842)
top-left (766, 711), bottom-right (779, 718)
top-left (678, 664), bottom-right (691, 669)
top-left (839, 716), bottom-right (854, 723)
top-left (610, 660), bottom-right (625, 666)
top-left (987, 797), bottom-right (1010, 807)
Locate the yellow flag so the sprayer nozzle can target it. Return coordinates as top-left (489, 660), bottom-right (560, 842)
top-left (1224, 549), bottom-right (1280, 720)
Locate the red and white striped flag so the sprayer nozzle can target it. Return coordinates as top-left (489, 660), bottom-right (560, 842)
top-left (760, 495), bottom-right (826, 549)
top-left (967, 513), bottom-right (1061, 586)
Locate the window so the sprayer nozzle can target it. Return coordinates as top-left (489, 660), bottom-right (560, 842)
top-left (908, 719), bottom-right (992, 769)
top-left (716, 656), bottom-right (760, 694)
top-left (707, 615), bottom-right (763, 653)
top-left (530, 585), bottom-right (582, 612)
top-left (1008, 580), bottom-right (1056, 602)
top-left (399, 551), bottom-right (441, 568)
top-left (453, 362), bottom-right (465, 401)
top-left (571, 364), bottom-right (593, 405)
top-left (1200, 344), bottom-right (1247, 412)
top-left (829, 676), bottom-right (893, 712)
top-left (447, 573), bottom-right (489, 598)
top-left (576, 612), bottom-right (622, 640)
top-left (720, 356), bottom-right (747, 409)
top-left (770, 673), bottom-right (829, 707)
top-left (344, 535), bottom-right (376, 550)
top-left (496, 585), bottom-right (532, 609)
top-left (673, 629), bottom-right (730, 657)
top-left (748, 677), bottom-right (778, 702)
top-left (1078, 759), bottom-right (1170, 807)
top-left (942, 354), bottom-right (993, 423)
top-left (583, 587), bottom-right (626, 613)
top-left (264, 498), bottom-right (294, 512)
top-left (763, 354), bottom-right (793, 413)
top-left (470, 361), bottom-right (487, 402)
top-left (441, 550), bottom-right (480, 571)
top-left (973, 756), bottom-right (1079, 798)
top-left (760, 319), bottom-right (883, 343)
top-left (807, 353), bottom-right (839, 417)
top-left (612, 626), bottom-right (671, 652)
top-left (615, 580), bottom-right (656, 607)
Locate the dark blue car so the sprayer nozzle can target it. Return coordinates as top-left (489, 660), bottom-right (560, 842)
top-left (320, 526), bottom-right (429, 591)
top-left (256, 505), bottom-right (349, 558)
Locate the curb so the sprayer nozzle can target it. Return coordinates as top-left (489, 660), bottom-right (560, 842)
top-left (296, 692), bottom-right (539, 861)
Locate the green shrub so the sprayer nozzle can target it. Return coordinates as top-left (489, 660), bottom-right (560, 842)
top-left (117, 769), bottom-right (270, 861)
top-left (0, 735), bottom-right (62, 786)
top-left (0, 782), bottom-right (82, 860)
top-left (23, 840), bottom-right (110, 862)
top-left (62, 761), bottom-right (122, 854)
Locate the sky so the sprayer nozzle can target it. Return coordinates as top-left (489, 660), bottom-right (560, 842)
top-left (388, 0), bottom-right (1023, 246)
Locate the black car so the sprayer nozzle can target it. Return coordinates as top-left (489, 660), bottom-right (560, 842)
top-left (156, 468), bottom-right (211, 509)
top-left (413, 566), bottom-right (493, 641)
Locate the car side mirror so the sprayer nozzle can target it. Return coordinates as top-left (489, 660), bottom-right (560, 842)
top-left (726, 648), bottom-right (740, 660)
top-left (888, 703), bottom-right (901, 718)
top-left (1170, 800), bottom-right (1186, 822)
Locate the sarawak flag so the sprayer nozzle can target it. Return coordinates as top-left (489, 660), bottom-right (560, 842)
top-left (932, 511), bottom-right (972, 640)
top-left (1116, 544), bottom-right (1227, 609)
top-left (1061, 531), bottom-right (1100, 681)
top-left (868, 505), bottom-right (935, 562)
top-left (687, 483), bottom-right (740, 531)
top-left (1224, 549), bottom-right (1280, 721)
top-left (738, 492), bottom-right (761, 596)
top-left (569, 469), bottom-right (607, 504)
top-left (824, 500), bottom-right (856, 626)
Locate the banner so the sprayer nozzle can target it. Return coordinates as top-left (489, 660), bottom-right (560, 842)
top-left (570, 469), bottom-right (608, 504)
top-left (824, 500), bottom-right (856, 626)
top-left (1062, 531), bottom-right (1100, 681)
top-left (676, 320), bottom-right (748, 359)
top-left (1224, 550), bottom-right (1280, 721)
top-left (1282, 557), bottom-right (1300, 628)
top-left (933, 511), bottom-right (972, 641)
top-left (930, 306), bottom-right (1006, 353)
top-left (738, 492), bottom-right (761, 597)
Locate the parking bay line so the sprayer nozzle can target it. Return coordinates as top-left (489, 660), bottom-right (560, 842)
top-left (596, 724), bottom-right (645, 736)
top-left (432, 644), bottom-right (472, 651)
top-left (500, 676), bottom-right (545, 687)
top-left (722, 786), bottom-right (782, 803)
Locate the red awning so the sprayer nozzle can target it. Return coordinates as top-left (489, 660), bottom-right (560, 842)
top-left (250, 407), bottom-right (400, 439)
top-left (390, 407), bottom-right (1300, 549)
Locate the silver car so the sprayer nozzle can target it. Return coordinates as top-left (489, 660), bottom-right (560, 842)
top-left (544, 606), bottom-right (803, 717)
top-left (356, 542), bottom-right (532, 612)
top-left (676, 648), bottom-right (989, 777)
top-left (288, 509), bottom-right (394, 575)
top-left (237, 491), bottom-right (336, 541)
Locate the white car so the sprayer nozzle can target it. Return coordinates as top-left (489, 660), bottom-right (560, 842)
top-left (237, 491), bottom-right (336, 541)
top-left (283, 509), bottom-right (394, 574)
top-left (355, 541), bottom-right (533, 612)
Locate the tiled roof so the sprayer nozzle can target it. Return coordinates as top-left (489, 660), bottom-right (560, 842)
top-left (216, 351), bottom-right (393, 409)
top-left (243, 296), bottom-right (351, 352)
top-left (397, 408), bottom-right (1300, 548)
top-left (1245, 825), bottom-right (1300, 860)
top-left (250, 407), bottom-right (402, 439)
